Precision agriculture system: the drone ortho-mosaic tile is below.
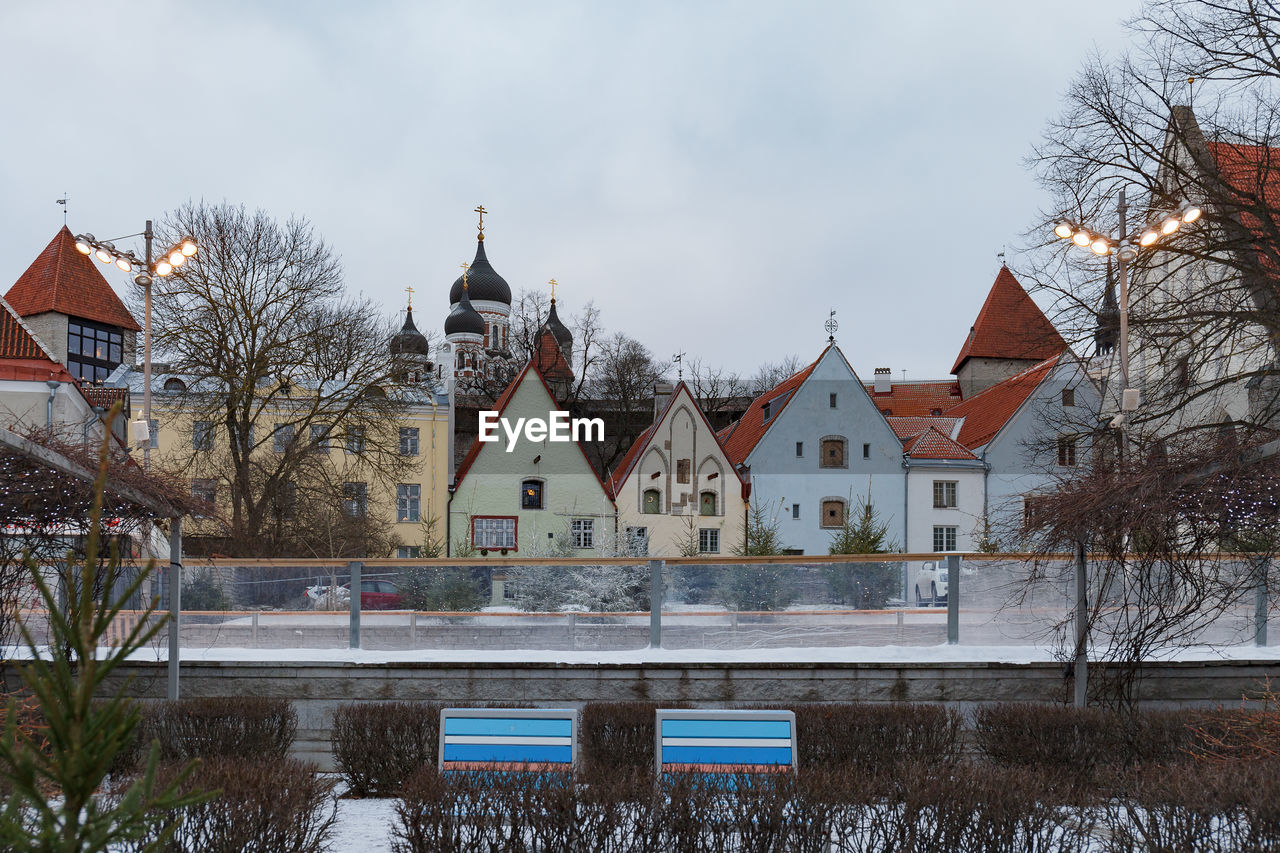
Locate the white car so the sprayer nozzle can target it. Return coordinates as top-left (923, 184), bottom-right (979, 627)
top-left (912, 561), bottom-right (949, 607)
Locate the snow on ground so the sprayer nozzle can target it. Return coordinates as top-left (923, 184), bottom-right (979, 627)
top-left (330, 797), bottom-right (396, 853)
top-left (104, 642), bottom-right (1280, 666)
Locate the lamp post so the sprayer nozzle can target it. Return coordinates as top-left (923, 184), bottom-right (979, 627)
top-left (1052, 192), bottom-right (1202, 706)
top-left (73, 225), bottom-right (197, 473)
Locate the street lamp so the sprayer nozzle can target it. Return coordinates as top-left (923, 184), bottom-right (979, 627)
top-left (1053, 190), bottom-right (1202, 426)
top-left (73, 223), bottom-right (197, 473)
top-left (1051, 190), bottom-right (1201, 707)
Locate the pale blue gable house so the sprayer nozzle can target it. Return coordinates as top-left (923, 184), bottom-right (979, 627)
top-left (720, 345), bottom-right (906, 555)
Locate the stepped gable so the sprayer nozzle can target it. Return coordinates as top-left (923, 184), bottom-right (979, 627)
top-left (950, 266), bottom-right (1064, 375)
top-left (718, 353), bottom-right (822, 465)
top-left (948, 355), bottom-right (1059, 450)
top-left (865, 379), bottom-right (963, 417)
top-left (5, 227), bottom-right (141, 331)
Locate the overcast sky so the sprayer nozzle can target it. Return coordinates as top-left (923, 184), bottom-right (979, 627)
top-left (0, 1), bottom-right (1140, 382)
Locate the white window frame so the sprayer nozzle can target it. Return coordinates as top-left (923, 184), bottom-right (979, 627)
top-left (397, 483), bottom-right (421, 523)
top-left (933, 525), bottom-right (957, 552)
top-left (698, 528), bottom-right (720, 554)
top-left (571, 518), bottom-right (595, 549)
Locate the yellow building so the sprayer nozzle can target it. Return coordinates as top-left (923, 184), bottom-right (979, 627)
top-left (107, 308), bottom-right (451, 557)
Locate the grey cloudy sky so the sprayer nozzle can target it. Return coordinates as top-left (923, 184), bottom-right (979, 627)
top-left (1, 1), bottom-right (1138, 382)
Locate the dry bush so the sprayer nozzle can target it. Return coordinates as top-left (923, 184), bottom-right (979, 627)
top-left (115, 757), bottom-right (336, 853)
top-left (795, 702), bottom-right (962, 770)
top-left (578, 701), bottom-right (668, 779)
top-left (143, 697), bottom-right (296, 762)
top-left (331, 701), bottom-right (440, 796)
top-left (1188, 680), bottom-right (1280, 764)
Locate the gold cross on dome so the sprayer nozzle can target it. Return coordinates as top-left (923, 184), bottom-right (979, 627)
top-left (474, 205), bottom-right (487, 233)
top-left (549, 278), bottom-right (557, 302)
top-left (404, 286), bottom-right (415, 308)
top-left (460, 262), bottom-right (470, 290)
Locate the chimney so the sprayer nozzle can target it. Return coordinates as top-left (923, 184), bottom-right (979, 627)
top-left (874, 367), bottom-right (892, 394)
top-left (653, 381), bottom-right (674, 419)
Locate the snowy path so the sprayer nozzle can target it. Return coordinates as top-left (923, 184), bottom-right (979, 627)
top-left (331, 797), bottom-right (396, 853)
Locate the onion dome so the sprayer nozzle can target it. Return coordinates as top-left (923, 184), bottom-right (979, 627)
top-left (390, 307), bottom-right (431, 356)
top-left (444, 287), bottom-right (485, 337)
top-left (449, 238), bottom-right (511, 306)
top-left (543, 298), bottom-right (573, 351)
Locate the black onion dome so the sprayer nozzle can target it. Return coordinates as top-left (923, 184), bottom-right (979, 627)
top-left (544, 299), bottom-right (573, 350)
top-left (444, 289), bottom-right (486, 336)
top-left (449, 239), bottom-right (512, 306)
top-left (390, 307), bottom-right (431, 356)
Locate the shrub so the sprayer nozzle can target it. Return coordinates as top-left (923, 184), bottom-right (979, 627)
top-left (120, 757), bottom-right (336, 853)
top-left (398, 567), bottom-right (486, 611)
top-left (579, 701), bottom-right (661, 779)
top-left (331, 701), bottom-right (440, 796)
top-left (182, 568), bottom-right (228, 611)
top-left (144, 696), bottom-right (296, 762)
top-left (795, 702), bottom-right (962, 770)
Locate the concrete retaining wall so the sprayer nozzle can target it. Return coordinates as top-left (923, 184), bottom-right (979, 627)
top-left (102, 658), bottom-right (1280, 769)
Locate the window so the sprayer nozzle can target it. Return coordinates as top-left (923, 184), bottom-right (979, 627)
top-left (521, 479), bottom-right (544, 510)
top-left (862, 443), bottom-right (870, 459)
top-left (698, 528), bottom-right (720, 554)
top-left (821, 499), bottom-right (846, 528)
top-left (192, 421), bottom-right (213, 451)
top-left (830, 393), bottom-right (838, 408)
top-left (273, 424), bottom-right (294, 453)
top-left (571, 518), bottom-right (594, 549)
top-left (1062, 388), bottom-right (1075, 407)
top-left (163, 377), bottom-right (186, 393)
top-left (676, 459), bottom-right (691, 484)
top-left (933, 480), bottom-right (958, 509)
top-left (473, 516), bottom-right (516, 550)
top-left (310, 424), bottom-right (329, 451)
top-left (795, 441), bottom-right (804, 457)
top-left (642, 488), bottom-right (661, 514)
top-left (342, 482), bottom-right (367, 517)
top-left (400, 427), bottom-right (420, 456)
top-left (67, 319), bottom-right (124, 382)
top-left (397, 483), bottom-right (421, 522)
top-left (820, 438), bottom-right (846, 468)
top-left (397, 546), bottom-right (423, 558)
top-left (933, 525), bottom-right (957, 552)
top-left (272, 480), bottom-right (297, 519)
top-left (345, 428), bottom-right (365, 455)
top-left (1057, 436), bottom-right (1078, 467)
top-left (699, 491), bottom-right (717, 516)
top-left (148, 419), bottom-right (158, 449)
top-left (191, 479), bottom-right (216, 517)
top-left (792, 503), bottom-right (800, 519)
top-left (625, 526), bottom-right (649, 556)
top-left (1023, 495), bottom-right (1049, 531)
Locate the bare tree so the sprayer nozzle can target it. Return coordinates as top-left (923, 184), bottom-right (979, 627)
top-left (749, 355), bottom-right (803, 395)
top-left (588, 333), bottom-right (668, 474)
top-left (686, 357), bottom-right (750, 419)
top-left (145, 202), bottom-right (414, 556)
top-left (1027, 0), bottom-right (1280, 446)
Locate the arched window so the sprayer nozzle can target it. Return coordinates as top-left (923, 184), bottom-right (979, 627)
top-left (521, 479), bottom-right (544, 510)
top-left (163, 377), bottom-right (186, 393)
top-left (642, 489), bottom-right (661, 514)
top-left (821, 498), bottom-right (846, 529)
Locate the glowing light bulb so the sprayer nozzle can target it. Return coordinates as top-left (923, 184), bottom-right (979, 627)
top-left (180, 239), bottom-right (197, 256)
top-left (1181, 204), bottom-right (1202, 223)
top-left (1162, 217), bottom-right (1180, 235)
top-left (155, 260), bottom-right (173, 276)
top-left (1055, 222), bottom-right (1074, 239)
top-left (115, 257), bottom-right (132, 272)
top-left (169, 251), bottom-right (185, 267)
top-left (1073, 230), bottom-right (1091, 247)
top-left (1091, 238), bottom-right (1110, 255)
top-left (1139, 229), bottom-right (1159, 247)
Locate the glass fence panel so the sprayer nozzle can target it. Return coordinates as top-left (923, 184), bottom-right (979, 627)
top-left (957, 557), bottom-right (1073, 646)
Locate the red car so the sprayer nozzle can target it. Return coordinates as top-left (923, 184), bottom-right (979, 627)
top-left (343, 579), bottom-right (403, 610)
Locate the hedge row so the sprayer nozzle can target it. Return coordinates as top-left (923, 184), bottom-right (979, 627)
top-left (392, 759), bottom-right (1280, 853)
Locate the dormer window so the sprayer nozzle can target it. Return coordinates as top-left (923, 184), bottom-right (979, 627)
top-left (163, 377), bottom-right (187, 393)
top-left (67, 319), bottom-right (123, 382)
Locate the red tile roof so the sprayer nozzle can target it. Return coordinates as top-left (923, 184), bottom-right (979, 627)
top-left (901, 426), bottom-right (979, 460)
top-left (1207, 140), bottom-right (1280, 273)
top-left (5, 227), bottom-right (141, 332)
top-left (864, 380), bottom-right (963, 417)
top-left (83, 386), bottom-right (129, 410)
top-left (0, 296), bottom-right (86, 397)
top-left (452, 359), bottom-right (610, 495)
top-left (605, 382), bottom-right (750, 499)
top-left (948, 355), bottom-right (1059, 450)
top-left (886, 416), bottom-right (961, 441)
top-left (950, 266), bottom-right (1064, 375)
top-left (0, 299), bottom-right (48, 360)
top-left (718, 352), bottom-right (822, 465)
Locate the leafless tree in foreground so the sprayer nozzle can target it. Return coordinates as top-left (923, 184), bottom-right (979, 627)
top-left (144, 201), bottom-right (414, 557)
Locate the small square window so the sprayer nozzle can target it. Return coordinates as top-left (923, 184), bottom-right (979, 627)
top-left (821, 500), bottom-right (846, 528)
top-left (396, 483), bottom-right (421, 523)
top-left (795, 441), bottom-right (804, 457)
top-left (1058, 436), bottom-right (1077, 467)
top-left (399, 427), bottom-right (420, 456)
top-left (342, 482), bottom-right (368, 517)
top-left (345, 428), bottom-right (365, 454)
top-left (522, 480), bottom-right (544, 510)
top-left (698, 528), bottom-right (720, 554)
top-left (933, 525), bottom-right (957, 552)
top-left (572, 518), bottom-right (594, 549)
top-left (1062, 388), bottom-right (1075, 407)
top-left (192, 421), bottom-right (213, 451)
top-left (933, 480), bottom-right (958, 508)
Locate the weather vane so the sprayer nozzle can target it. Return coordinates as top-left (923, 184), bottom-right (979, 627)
top-left (404, 286), bottom-right (414, 309)
top-left (56, 193), bottom-right (68, 224)
top-left (475, 205), bottom-right (487, 239)
top-left (824, 309), bottom-right (838, 343)
top-left (672, 351), bottom-right (685, 380)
